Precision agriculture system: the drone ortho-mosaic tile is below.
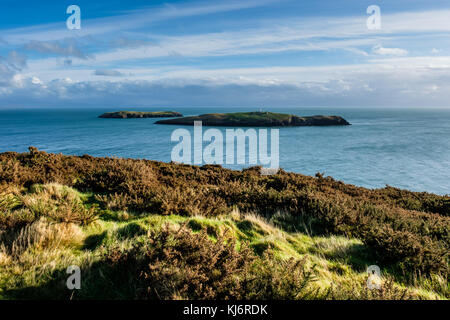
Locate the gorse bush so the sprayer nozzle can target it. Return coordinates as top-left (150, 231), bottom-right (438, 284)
top-left (0, 148), bottom-right (448, 277)
top-left (242, 254), bottom-right (321, 299)
top-left (88, 224), bottom-right (335, 300)
top-left (106, 224), bottom-right (257, 299)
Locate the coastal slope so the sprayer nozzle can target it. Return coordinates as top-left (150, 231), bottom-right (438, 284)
top-left (156, 111), bottom-right (351, 126)
top-left (0, 149), bottom-right (448, 300)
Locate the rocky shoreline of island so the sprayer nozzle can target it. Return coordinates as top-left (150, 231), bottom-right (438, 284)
top-left (155, 111), bottom-right (351, 127)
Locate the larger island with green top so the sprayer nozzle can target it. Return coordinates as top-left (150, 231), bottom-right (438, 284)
top-left (155, 111), bottom-right (350, 127)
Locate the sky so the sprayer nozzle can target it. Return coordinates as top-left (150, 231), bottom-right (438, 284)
top-left (1, 0), bottom-right (450, 108)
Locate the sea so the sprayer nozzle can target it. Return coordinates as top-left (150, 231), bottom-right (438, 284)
top-left (0, 107), bottom-right (449, 195)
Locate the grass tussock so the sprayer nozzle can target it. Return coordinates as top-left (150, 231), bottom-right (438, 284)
top-left (4, 218), bottom-right (83, 257)
top-left (0, 182), bottom-right (97, 230)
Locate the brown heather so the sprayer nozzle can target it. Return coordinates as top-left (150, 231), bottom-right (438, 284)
top-left (0, 147), bottom-right (449, 277)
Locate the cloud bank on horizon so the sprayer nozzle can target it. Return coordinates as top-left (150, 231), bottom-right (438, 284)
top-left (1, 0), bottom-right (450, 108)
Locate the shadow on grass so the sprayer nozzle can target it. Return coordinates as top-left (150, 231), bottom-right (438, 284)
top-left (3, 252), bottom-right (145, 300)
top-left (83, 231), bottom-right (107, 250)
top-left (324, 242), bottom-right (376, 272)
top-left (117, 223), bottom-right (146, 239)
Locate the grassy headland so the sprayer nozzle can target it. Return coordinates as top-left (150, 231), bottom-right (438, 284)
top-left (0, 148), bottom-right (448, 300)
top-left (99, 111), bottom-right (182, 118)
top-left (155, 111), bottom-right (350, 126)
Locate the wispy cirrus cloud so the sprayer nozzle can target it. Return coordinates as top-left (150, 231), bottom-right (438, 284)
top-left (0, 0), bottom-right (277, 44)
top-left (1, 1), bottom-right (450, 107)
top-left (14, 9), bottom-right (448, 71)
top-left (24, 40), bottom-right (91, 59)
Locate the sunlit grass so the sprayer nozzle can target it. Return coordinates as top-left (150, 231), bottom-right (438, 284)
top-left (0, 183), bottom-right (447, 300)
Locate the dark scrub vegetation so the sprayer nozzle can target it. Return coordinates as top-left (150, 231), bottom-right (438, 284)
top-left (0, 147), bottom-right (448, 299)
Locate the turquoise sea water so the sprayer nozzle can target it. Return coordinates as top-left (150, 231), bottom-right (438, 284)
top-left (0, 107), bottom-right (449, 195)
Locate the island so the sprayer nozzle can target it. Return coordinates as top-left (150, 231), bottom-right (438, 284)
top-left (155, 111), bottom-right (350, 127)
top-left (99, 111), bottom-right (183, 118)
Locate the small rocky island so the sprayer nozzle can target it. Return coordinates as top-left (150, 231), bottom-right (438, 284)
top-left (99, 111), bottom-right (183, 118)
top-left (155, 111), bottom-right (350, 127)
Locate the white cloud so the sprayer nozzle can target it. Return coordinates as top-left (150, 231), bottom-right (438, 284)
top-left (372, 45), bottom-right (408, 56)
top-left (31, 76), bottom-right (43, 85)
top-left (3, 53), bottom-right (450, 108)
top-left (93, 69), bottom-right (124, 77)
top-left (0, 51), bottom-right (28, 87)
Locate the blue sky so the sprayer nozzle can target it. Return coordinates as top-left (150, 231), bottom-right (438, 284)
top-left (1, 0), bottom-right (450, 107)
